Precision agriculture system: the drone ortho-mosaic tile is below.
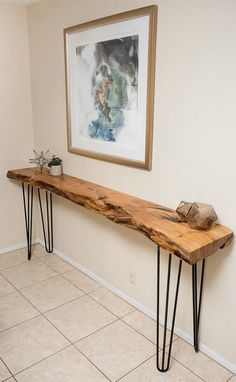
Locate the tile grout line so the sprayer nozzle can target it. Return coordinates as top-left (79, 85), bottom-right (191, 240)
top-left (43, 310), bottom-right (120, 347)
top-left (33, 246), bottom-right (160, 345)
top-left (1, 245), bottom-right (233, 381)
top-left (72, 318), bottom-right (120, 344)
top-left (0, 250), bottom-right (120, 340)
top-left (19, 272), bottom-right (59, 291)
top-left (114, 348), bottom-right (206, 382)
top-left (0, 246), bottom-right (170, 380)
top-left (0, 290), bottom-right (18, 299)
top-left (36, 294), bottom-right (85, 315)
top-left (0, 273), bottom-right (43, 331)
top-left (0, 254), bottom-right (45, 273)
top-left (164, 348), bottom-right (207, 382)
top-left (12, 312), bottom-right (120, 380)
top-left (88, 292), bottom-right (136, 318)
top-left (40, 314), bottom-right (121, 382)
top-left (172, 360), bottom-right (208, 382)
top-left (0, 250), bottom-right (87, 315)
top-left (33, 248), bottom-right (139, 320)
top-left (171, 335), bottom-right (234, 376)
top-left (41, 245), bottom-right (235, 376)
top-left (0, 261), bottom-right (123, 381)
top-left (33, 246), bottom-right (163, 336)
top-left (16, 253), bottom-right (90, 296)
top-left (0, 312), bottom-right (42, 336)
top-left (34, 246), bottom-right (236, 379)
top-left (33, 249), bottom-right (170, 355)
top-left (0, 275), bottom-right (224, 382)
top-left (0, 268), bottom-right (76, 377)
top-left (0, 261), bottom-right (59, 291)
top-left (71, 344), bottom-right (113, 382)
top-left (7, 285), bottom-right (152, 382)
top-left (13, 344), bottom-right (72, 379)
top-left (226, 376), bottom-right (235, 382)
top-left (115, 354), bottom-right (155, 382)
top-left (0, 355), bottom-right (15, 381)
top-left (120, 315), bottom-right (169, 349)
top-left (31, 247), bottom-right (147, 326)
top-left (163, 344), bottom-right (232, 382)
top-left (33, 250), bottom-right (103, 295)
top-left (0, 253), bottom-right (30, 273)
top-left (0, 261), bottom-right (29, 273)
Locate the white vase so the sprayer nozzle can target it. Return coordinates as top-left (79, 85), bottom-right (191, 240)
top-left (49, 165), bottom-right (62, 176)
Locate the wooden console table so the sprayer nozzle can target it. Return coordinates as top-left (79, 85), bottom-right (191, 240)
top-left (7, 167), bottom-right (233, 372)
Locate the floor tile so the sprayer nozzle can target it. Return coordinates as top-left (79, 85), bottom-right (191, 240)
top-left (0, 246), bottom-right (232, 381)
top-left (0, 291), bottom-right (38, 331)
top-left (0, 358), bottom-right (11, 381)
top-left (0, 315), bottom-right (69, 374)
top-left (89, 287), bottom-right (135, 318)
top-left (0, 249), bottom-right (28, 271)
top-left (21, 275), bottom-right (84, 313)
top-left (38, 254), bottom-right (74, 274)
top-left (119, 354), bottom-right (203, 382)
top-left (32, 244), bottom-right (46, 257)
top-left (76, 320), bottom-right (155, 381)
top-left (63, 269), bottom-right (101, 293)
top-left (15, 346), bottom-right (109, 382)
top-left (0, 274), bottom-right (15, 297)
top-left (33, 245), bottom-right (74, 275)
top-left (1, 259), bottom-right (57, 289)
top-left (45, 295), bottom-right (116, 342)
top-left (123, 310), bottom-right (177, 346)
top-left (171, 339), bottom-right (232, 382)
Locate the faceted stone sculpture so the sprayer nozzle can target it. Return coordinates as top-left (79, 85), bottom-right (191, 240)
top-left (175, 201), bottom-right (192, 222)
top-left (176, 201), bottom-right (218, 230)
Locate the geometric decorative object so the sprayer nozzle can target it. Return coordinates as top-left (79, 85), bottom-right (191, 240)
top-left (29, 150), bottom-right (50, 173)
top-left (176, 201), bottom-right (218, 230)
top-left (175, 201), bottom-right (193, 222)
top-left (64, 5), bottom-right (157, 169)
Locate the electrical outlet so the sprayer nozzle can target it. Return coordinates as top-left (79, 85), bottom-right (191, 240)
top-left (129, 270), bottom-right (136, 285)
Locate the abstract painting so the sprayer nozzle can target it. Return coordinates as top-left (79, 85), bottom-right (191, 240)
top-left (64, 6), bottom-right (157, 169)
top-left (76, 35), bottom-right (138, 143)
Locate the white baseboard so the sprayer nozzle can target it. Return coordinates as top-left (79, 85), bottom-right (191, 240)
top-left (0, 240), bottom-right (37, 255)
top-left (6, 239), bottom-right (236, 374)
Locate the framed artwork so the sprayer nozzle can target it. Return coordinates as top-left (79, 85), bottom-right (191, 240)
top-left (64, 5), bottom-right (157, 169)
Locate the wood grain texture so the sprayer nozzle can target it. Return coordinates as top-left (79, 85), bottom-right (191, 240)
top-left (7, 167), bottom-right (233, 264)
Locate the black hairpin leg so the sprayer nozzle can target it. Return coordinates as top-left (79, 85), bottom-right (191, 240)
top-left (156, 246), bottom-right (182, 372)
top-left (22, 183), bottom-right (34, 260)
top-left (192, 259), bottom-right (206, 352)
top-left (38, 189), bottom-right (53, 253)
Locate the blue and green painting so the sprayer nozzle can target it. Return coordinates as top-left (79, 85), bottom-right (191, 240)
top-left (76, 35), bottom-right (139, 143)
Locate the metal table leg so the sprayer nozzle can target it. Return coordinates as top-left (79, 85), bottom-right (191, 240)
top-left (192, 259), bottom-right (206, 352)
top-left (38, 189), bottom-right (54, 253)
top-left (156, 246), bottom-right (182, 372)
top-left (22, 183), bottom-right (34, 260)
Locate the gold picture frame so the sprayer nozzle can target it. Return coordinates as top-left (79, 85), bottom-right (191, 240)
top-left (64, 5), bottom-right (157, 170)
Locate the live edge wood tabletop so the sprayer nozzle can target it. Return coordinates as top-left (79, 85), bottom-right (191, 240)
top-left (7, 167), bottom-right (233, 265)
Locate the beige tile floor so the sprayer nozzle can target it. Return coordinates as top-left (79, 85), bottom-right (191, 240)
top-left (0, 244), bottom-right (233, 382)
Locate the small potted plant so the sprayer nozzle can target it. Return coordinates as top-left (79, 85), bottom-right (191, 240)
top-left (48, 155), bottom-right (63, 176)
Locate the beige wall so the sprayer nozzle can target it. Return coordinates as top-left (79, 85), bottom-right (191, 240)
top-left (26, 0), bottom-right (236, 370)
top-left (0, 3), bottom-right (33, 251)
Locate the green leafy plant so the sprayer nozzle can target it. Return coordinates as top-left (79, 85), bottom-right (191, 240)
top-left (48, 155), bottom-right (62, 167)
